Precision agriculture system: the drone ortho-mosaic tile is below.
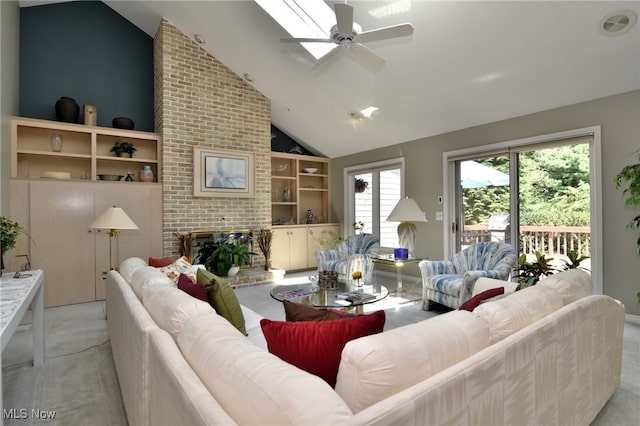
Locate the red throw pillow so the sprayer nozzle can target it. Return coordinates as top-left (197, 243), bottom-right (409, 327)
top-left (283, 300), bottom-right (355, 322)
top-left (459, 287), bottom-right (505, 312)
top-left (260, 310), bottom-right (385, 387)
top-left (148, 256), bottom-right (174, 268)
top-left (177, 273), bottom-right (208, 302)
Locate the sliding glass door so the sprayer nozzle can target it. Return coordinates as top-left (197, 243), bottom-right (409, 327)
top-left (452, 140), bottom-right (592, 268)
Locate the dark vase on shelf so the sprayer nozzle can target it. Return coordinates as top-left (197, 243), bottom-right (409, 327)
top-left (55, 97), bottom-right (80, 123)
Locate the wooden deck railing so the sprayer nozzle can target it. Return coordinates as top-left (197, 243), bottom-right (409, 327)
top-left (462, 224), bottom-right (591, 256)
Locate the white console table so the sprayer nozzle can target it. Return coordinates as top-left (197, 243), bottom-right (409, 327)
top-left (1, 269), bottom-right (45, 366)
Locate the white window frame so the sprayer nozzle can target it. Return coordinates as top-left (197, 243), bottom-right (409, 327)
top-left (344, 157), bottom-right (405, 243)
top-left (442, 126), bottom-right (602, 294)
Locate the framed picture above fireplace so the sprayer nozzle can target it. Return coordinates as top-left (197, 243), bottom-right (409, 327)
top-left (193, 147), bottom-right (255, 197)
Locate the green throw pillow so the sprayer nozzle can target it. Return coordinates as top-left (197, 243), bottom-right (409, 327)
top-left (196, 269), bottom-right (247, 335)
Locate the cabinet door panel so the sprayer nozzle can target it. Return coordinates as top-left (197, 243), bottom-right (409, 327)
top-left (288, 227), bottom-right (308, 270)
top-left (30, 181), bottom-right (95, 307)
top-left (271, 228), bottom-right (291, 270)
top-left (94, 183), bottom-right (163, 299)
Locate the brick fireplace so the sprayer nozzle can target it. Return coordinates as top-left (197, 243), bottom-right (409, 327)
top-left (154, 19), bottom-right (272, 270)
top-left (180, 229), bottom-right (275, 288)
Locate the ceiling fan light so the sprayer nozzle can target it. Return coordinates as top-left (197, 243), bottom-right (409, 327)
top-left (349, 106), bottom-right (379, 121)
top-left (360, 106), bottom-right (379, 119)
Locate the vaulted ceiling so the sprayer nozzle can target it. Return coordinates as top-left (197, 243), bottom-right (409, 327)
top-left (22, 1), bottom-right (640, 158)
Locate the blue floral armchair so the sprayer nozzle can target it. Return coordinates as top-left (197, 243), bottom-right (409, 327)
top-left (419, 241), bottom-right (517, 310)
top-left (314, 233), bottom-right (379, 283)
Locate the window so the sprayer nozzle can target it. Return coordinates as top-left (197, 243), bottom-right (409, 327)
top-left (345, 158), bottom-right (404, 246)
top-left (255, 0), bottom-right (335, 60)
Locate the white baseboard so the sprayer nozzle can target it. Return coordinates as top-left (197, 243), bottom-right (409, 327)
top-left (625, 314), bottom-right (640, 325)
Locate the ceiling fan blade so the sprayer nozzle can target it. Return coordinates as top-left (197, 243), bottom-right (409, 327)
top-left (311, 46), bottom-right (344, 71)
top-left (358, 23), bottom-right (414, 43)
top-left (334, 3), bottom-right (354, 35)
top-left (350, 43), bottom-right (386, 69)
top-left (280, 37), bottom-right (332, 43)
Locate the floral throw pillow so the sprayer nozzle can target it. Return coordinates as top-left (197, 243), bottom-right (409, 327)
top-left (159, 256), bottom-right (193, 285)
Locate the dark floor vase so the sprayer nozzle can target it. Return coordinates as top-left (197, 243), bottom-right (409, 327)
top-left (55, 97), bottom-right (80, 123)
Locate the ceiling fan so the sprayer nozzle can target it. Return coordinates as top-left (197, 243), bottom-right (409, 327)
top-left (280, 2), bottom-right (414, 68)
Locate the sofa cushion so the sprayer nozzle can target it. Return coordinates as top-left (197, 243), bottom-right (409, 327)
top-left (473, 284), bottom-right (563, 343)
top-left (472, 277), bottom-right (519, 297)
top-left (143, 283), bottom-right (213, 338)
top-left (148, 256), bottom-right (174, 268)
top-left (260, 310), bottom-right (385, 387)
top-left (539, 268), bottom-right (592, 305)
top-left (197, 269), bottom-right (246, 335)
top-left (335, 309), bottom-right (490, 413)
top-left (177, 312), bottom-right (354, 425)
top-left (283, 300), bottom-right (355, 321)
top-left (177, 273), bottom-right (208, 302)
top-left (459, 287), bottom-right (505, 311)
top-left (119, 257), bottom-right (147, 283)
top-left (130, 266), bottom-right (172, 300)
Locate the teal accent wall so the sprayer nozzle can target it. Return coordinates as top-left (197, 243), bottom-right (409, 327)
top-left (20, 1), bottom-right (153, 131)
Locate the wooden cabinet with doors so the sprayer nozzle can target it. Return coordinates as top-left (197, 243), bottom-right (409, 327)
top-left (271, 224), bottom-right (341, 272)
top-left (10, 179), bottom-right (163, 307)
top-left (271, 226), bottom-right (308, 271)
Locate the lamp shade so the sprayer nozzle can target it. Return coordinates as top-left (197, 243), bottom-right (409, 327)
top-left (89, 206), bottom-right (139, 230)
top-left (386, 197), bottom-right (428, 223)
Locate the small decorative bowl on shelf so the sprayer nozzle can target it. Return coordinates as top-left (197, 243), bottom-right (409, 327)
top-left (302, 167), bottom-right (318, 174)
top-left (112, 117), bottom-right (134, 130)
top-left (97, 174), bottom-right (124, 181)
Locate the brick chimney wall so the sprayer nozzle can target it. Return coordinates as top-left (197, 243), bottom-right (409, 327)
top-left (154, 19), bottom-right (271, 262)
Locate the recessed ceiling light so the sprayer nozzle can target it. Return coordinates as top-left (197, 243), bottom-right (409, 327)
top-left (598, 10), bottom-right (637, 36)
top-left (193, 34), bottom-right (206, 44)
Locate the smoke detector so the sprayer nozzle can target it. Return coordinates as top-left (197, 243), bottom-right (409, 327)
top-left (598, 10), bottom-right (637, 36)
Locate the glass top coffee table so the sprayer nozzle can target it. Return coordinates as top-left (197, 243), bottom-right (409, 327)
top-left (270, 281), bottom-right (388, 314)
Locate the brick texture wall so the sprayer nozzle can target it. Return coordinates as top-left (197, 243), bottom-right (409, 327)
top-left (154, 19), bottom-right (271, 264)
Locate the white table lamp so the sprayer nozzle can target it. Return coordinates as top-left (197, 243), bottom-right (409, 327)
top-left (89, 206), bottom-right (139, 270)
top-left (386, 197), bottom-right (428, 256)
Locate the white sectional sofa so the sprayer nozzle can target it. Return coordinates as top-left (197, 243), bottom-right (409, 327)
top-left (107, 258), bottom-right (625, 425)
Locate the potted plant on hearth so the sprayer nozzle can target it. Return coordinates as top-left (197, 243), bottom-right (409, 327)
top-left (206, 242), bottom-right (257, 277)
top-left (111, 141), bottom-right (137, 158)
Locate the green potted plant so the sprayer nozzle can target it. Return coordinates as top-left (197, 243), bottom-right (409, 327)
top-left (111, 141), bottom-right (137, 158)
top-left (1, 216), bottom-right (24, 271)
top-left (515, 251), bottom-right (557, 288)
top-left (614, 149), bottom-right (640, 255)
top-left (559, 250), bottom-right (590, 271)
top-left (614, 149), bottom-right (640, 303)
top-left (205, 242), bottom-right (256, 277)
